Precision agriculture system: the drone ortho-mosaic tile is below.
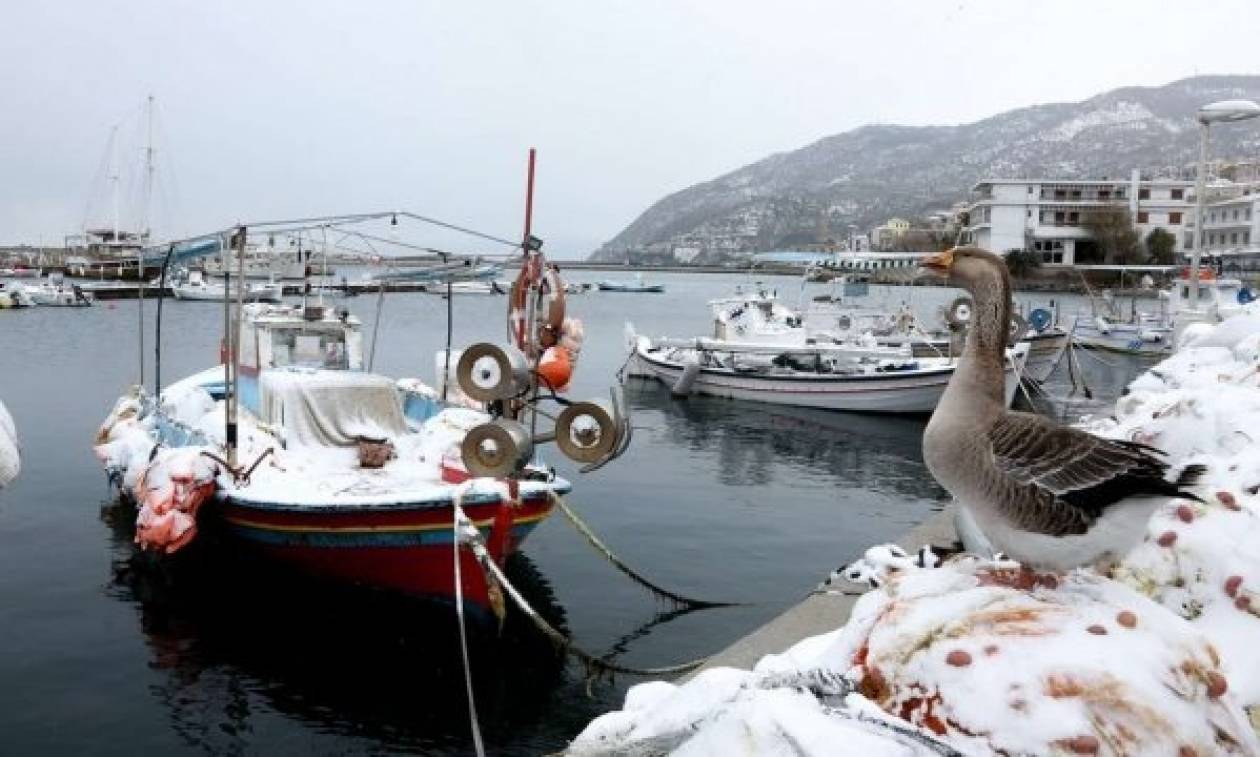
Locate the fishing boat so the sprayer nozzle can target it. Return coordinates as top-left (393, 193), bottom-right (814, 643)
top-left (712, 283), bottom-right (1068, 383)
top-left (94, 211), bottom-right (630, 613)
top-left (22, 274), bottom-right (94, 307)
top-left (597, 273), bottom-right (664, 293)
top-left (626, 330), bottom-right (1027, 414)
top-left (172, 270), bottom-right (284, 303)
top-left (1070, 269), bottom-right (1248, 356)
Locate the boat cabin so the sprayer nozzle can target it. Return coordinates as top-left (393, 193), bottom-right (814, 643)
top-left (1167, 274), bottom-right (1247, 320)
top-left (238, 303), bottom-right (364, 374)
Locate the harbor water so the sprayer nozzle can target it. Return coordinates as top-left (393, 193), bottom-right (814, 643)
top-left (0, 271), bottom-right (1147, 754)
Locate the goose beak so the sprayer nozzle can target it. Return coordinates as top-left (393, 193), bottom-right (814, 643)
top-left (919, 249), bottom-right (955, 276)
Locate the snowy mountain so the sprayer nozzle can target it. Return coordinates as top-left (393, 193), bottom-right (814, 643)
top-left (592, 75), bottom-right (1260, 262)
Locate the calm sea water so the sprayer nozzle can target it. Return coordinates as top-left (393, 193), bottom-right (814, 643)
top-left (0, 271), bottom-right (1146, 754)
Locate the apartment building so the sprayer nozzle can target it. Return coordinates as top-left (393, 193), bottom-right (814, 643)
top-left (964, 170), bottom-right (1194, 266)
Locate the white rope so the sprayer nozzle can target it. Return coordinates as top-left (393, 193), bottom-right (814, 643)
top-left (452, 495), bottom-right (486, 757)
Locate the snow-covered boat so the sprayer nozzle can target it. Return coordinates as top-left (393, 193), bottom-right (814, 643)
top-left (626, 329), bottom-right (1027, 414)
top-left (597, 274), bottom-right (664, 293)
top-left (172, 270), bottom-right (284, 302)
top-left (95, 247), bottom-right (627, 612)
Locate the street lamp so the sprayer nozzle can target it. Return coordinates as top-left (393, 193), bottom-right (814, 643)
top-left (1189, 99), bottom-right (1260, 310)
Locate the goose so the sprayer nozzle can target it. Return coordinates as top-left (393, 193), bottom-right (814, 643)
top-left (919, 247), bottom-right (1203, 572)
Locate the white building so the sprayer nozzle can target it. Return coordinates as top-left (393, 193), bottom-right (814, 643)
top-left (672, 245), bottom-right (702, 264)
top-left (1194, 191), bottom-right (1260, 273)
top-left (964, 170), bottom-right (1194, 266)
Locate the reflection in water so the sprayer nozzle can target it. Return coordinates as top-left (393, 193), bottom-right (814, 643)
top-left (100, 497), bottom-right (575, 755)
top-left (626, 380), bottom-right (945, 500)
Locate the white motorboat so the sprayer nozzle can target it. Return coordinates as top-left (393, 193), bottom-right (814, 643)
top-left (431, 279), bottom-right (509, 296)
top-left (598, 273), bottom-right (665, 293)
top-left (711, 283), bottom-right (1069, 383)
top-left (172, 271), bottom-right (284, 303)
top-left (626, 330), bottom-right (1027, 415)
top-left (1070, 270), bottom-right (1251, 356)
top-left (22, 275), bottom-right (93, 307)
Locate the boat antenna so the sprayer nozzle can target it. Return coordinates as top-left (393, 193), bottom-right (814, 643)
top-left (226, 226), bottom-right (246, 468)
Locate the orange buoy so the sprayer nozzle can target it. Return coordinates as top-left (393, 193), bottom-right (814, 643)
top-left (537, 345), bottom-right (573, 392)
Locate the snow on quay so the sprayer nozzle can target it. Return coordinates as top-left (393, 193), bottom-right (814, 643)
top-left (568, 310), bottom-right (1260, 756)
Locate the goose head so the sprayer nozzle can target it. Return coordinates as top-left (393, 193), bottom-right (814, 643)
top-left (919, 246), bottom-right (1007, 288)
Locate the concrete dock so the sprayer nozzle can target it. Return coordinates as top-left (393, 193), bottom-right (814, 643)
top-left (686, 506), bottom-right (959, 678)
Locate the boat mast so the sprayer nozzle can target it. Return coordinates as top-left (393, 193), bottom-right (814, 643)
top-left (138, 95), bottom-right (155, 386)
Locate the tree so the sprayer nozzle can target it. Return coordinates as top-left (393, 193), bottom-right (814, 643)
top-left (1005, 249), bottom-right (1042, 278)
top-left (1082, 207), bottom-right (1143, 265)
top-left (1145, 227), bottom-right (1177, 265)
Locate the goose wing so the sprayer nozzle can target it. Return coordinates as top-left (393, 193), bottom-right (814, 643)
top-left (986, 412), bottom-right (1199, 533)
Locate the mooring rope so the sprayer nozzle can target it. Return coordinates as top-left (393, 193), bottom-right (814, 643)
top-left (452, 509), bottom-right (487, 757)
top-left (549, 493), bottom-right (739, 610)
top-left (451, 503), bottom-right (708, 680)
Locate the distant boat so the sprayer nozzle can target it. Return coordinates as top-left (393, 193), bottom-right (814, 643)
top-left (597, 274), bottom-right (664, 293)
top-left (0, 266), bottom-right (41, 279)
top-left (433, 280), bottom-right (509, 296)
top-left (22, 274), bottom-right (93, 307)
top-left (172, 270), bottom-right (284, 303)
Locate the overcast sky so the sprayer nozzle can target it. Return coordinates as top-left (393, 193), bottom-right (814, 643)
top-left (4, 0), bottom-right (1259, 258)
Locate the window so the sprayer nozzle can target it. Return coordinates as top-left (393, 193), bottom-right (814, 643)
top-left (1068, 212), bottom-right (1079, 224)
top-left (1231, 232), bottom-right (1238, 245)
top-left (1136, 211), bottom-right (1149, 223)
top-left (1171, 188), bottom-right (1184, 200)
top-left (1028, 186), bottom-right (1035, 195)
top-left (1098, 190), bottom-right (1111, 200)
top-left (1055, 212), bottom-right (1065, 224)
top-left (1248, 208), bottom-right (1254, 221)
top-left (1234, 209), bottom-right (1241, 221)
top-left (1139, 188), bottom-right (1150, 200)
top-left (1245, 231), bottom-right (1252, 245)
top-left (1169, 212), bottom-right (1182, 224)
top-left (1026, 209), bottom-right (1032, 218)
top-left (1070, 190), bottom-right (1082, 199)
top-left (1054, 190), bottom-right (1066, 200)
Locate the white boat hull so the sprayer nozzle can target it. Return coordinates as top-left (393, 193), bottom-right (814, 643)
top-left (629, 339), bottom-right (1024, 414)
top-left (1071, 323), bottom-right (1172, 357)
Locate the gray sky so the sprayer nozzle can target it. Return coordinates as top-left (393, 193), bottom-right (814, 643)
top-left (4, 0), bottom-right (1259, 258)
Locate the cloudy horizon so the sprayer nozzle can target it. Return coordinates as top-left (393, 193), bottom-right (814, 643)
top-left (4, 0), bottom-right (1260, 258)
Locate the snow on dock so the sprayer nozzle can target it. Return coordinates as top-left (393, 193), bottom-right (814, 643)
top-left (567, 308), bottom-right (1260, 755)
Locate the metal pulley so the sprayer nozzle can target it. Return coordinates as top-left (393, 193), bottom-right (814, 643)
top-left (460, 418), bottom-right (534, 478)
top-left (555, 399), bottom-right (620, 464)
top-left (456, 342), bottom-right (531, 402)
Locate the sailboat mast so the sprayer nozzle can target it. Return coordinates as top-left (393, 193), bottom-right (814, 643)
top-left (110, 125), bottom-right (120, 255)
top-left (138, 96), bottom-right (155, 386)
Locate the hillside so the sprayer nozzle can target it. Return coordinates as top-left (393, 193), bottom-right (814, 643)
top-left (592, 75), bottom-right (1260, 262)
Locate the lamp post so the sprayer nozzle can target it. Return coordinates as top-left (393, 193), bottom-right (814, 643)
top-left (1188, 99), bottom-right (1260, 310)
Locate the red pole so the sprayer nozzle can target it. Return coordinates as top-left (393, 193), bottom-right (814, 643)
top-left (522, 147), bottom-right (536, 251)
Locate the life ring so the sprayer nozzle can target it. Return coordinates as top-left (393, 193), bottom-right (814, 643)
top-left (1239, 287), bottom-right (1256, 305)
top-left (945, 296), bottom-right (973, 328)
top-left (507, 256), bottom-right (565, 353)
